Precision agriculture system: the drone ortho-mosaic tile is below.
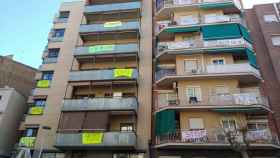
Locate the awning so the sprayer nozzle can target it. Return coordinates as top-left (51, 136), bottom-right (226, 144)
top-left (213, 107), bottom-right (263, 113)
top-left (205, 47), bottom-right (246, 54)
top-left (246, 48), bottom-right (258, 69)
top-left (239, 24), bottom-right (253, 43)
top-left (199, 1), bottom-right (234, 9)
top-left (164, 26), bottom-right (200, 33)
top-left (155, 110), bottom-right (176, 136)
top-left (202, 24), bottom-right (242, 40)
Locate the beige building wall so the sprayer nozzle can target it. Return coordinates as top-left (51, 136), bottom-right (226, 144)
top-left (33, 1), bottom-right (85, 150)
top-left (0, 88), bottom-right (27, 156)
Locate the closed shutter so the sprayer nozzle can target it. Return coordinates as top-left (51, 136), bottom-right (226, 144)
top-left (202, 24), bottom-right (242, 40)
top-left (82, 112), bottom-right (109, 130)
top-left (58, 112), bottom-right (85, 132)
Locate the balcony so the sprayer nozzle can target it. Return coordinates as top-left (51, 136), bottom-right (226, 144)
top-left (61, 97), bottom-right (138, 112)
top-left (156, 15), bottom-right (245, 36)
top-left (55, 132), bottom-right (136, 150)
top-left (156, 0), bottom-right (242, 19)
top-left (156, 38), bottom-right (252, 59)
top-left (80, 21), bottom-right (140, 34)
top-left (155, 63), bottom-right (260, 85)
top-left (155, 129), bottom-right (280, 149)
top-left (68, 68), bottom-right (138, 82)
top-left (42, 57), bottom-right (58, 64)
top-left (85, 1), bottom-right (141, 14)
top-left (74, 43), bottom-right (139, 57)
top-left (155, 92), bottom-right (269, 113)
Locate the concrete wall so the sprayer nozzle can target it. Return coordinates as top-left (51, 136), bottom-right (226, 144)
top-left (0, 88), bottom-right (27, 156)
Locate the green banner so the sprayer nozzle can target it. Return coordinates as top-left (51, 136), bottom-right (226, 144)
top-left (29, 107), bottom-right (44, 115)
top-left (114, 69), bottom-right (134, 78)
top-left (89, 45), bottom-right (115, 53)
top-left (37, 80), bottom-right (50, 88)
top-left (82, 133), bottom-right (104, 144)
top-left (19, 137), bottom-right (36, 148)
top-left (104, 21), bottom-right (122, 28)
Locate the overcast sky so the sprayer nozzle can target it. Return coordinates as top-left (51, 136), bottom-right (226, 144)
top-left (242, 0), bottom-right (280, 9)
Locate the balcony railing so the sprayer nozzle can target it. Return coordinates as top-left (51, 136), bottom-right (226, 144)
top-left (42, 57), bottom-right (57, 64)
top-left (80, 21), bottom-right (140, 34)
top-left (155, 92), bottom-right (269, 111)
top-left (156, 0), bottom-right (241, 12)
top-left (157, 38), bottom-right (252, 55)
top-left (156, 129), bottom-right (279, 146)
top-left (56, 132), bottom-right (136, 149)
top-left (68, 68), bottom-right (138, 82)
top-left (155, 63), bottom-right (260, 81)
top-left (85, 1), bottom-right (141, 14)
top-left (74, 43), bottom-right (139, 57)
top-left (62, 97), bottom-right (138, 112)
top-left (156, 15), bottom-right (244, 34)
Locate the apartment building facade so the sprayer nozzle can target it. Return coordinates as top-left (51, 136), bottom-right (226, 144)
top-left (153, 0), bottom-right (280, 157)
top-left (18, 1), bottom-right (152, 158)
top-left (245, 3), bottom-right (280, 137)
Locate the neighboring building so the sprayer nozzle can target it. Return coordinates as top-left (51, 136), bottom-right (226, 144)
top-left (0, 55), bottom-right (37, 98)
top-left (0, 88), bottom-right (28, 157)
top-left (245, 3), bottom-right (280, 137)
top-left (18, 1), bottom-right (152, 158)
top-left (153, 0), bottom-right (280, 158)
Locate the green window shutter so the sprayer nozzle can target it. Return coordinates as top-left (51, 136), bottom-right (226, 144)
top-left (165, 26), bottom-right (200, 33)
top-left (202, 24), bottom-right (242, 40)
top-left (155, 110), bottom-right (176, 136)
top-left (246, 48), bottom-right (258, 68)
top-left (239, 25), bottom-right (253, 43)
top-left (199, 2), bottom-right (234, 9)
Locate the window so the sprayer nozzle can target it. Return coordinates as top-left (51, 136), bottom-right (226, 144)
top-left (104, 92), bottom-right (113, 97)
top-left (34, 99), bottom-right (46, 107)
top-left (247, 122), bottom-right (268, 131)
top-left (48, 48), bottom-right (60, 58)
top-left (189, 118), bottom-right (204, 129)
top-left (271, 36), bottom-right (280, 46)
top-left (58, 11), bottom-right (70, 19)
top-left (212, 58), bottom-right (225, 65)
top-left (24, 128), bottom-right (38, 137)
top-left (263, 14), bottom-right (279, 23)
top-left (186, 86), bottom-right (202, 102)
top-left (52, 29), bottom-right (65, 38)
top-left (179, 15), bottom-right (199, 25)
top-left (184, 59), bottom-right (199, 72)
top-left (222, 120), bottom-right (236, 130)
top-left (42, 71), bottom-right (54, 80)
top-left (113, 153), bottom-right (144, 158)
top-left (120, 123), bottom-right (134, 131)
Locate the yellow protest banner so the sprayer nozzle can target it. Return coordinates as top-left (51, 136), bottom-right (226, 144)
top-left (19, 137), bottom-right (36, 148)
top-left (82, 133), bottom-right (104, 144)
top-left (89, 45), bottom-right (115, 53)
top-left (114, 69), bottom-right (133, 78)
top-left (104, 21), bottom-right (122, 28)
top-left (36, 80), bottom-right (50, 88)
top-left (29, 107), bottom-right (44, 115)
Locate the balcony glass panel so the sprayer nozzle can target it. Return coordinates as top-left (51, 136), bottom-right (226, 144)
top-left (56, 132), bottom-right (136, 148)
top-left (85, 1), bottom-right (141, 13)
top-left (80, 21), bottom-right (139, 33)
top-left (69, 69), bottom-right (138, 82)
top-left (62, 97), bottom-right (138, 111)
top-left (74, 43), bottom-right (138, 56)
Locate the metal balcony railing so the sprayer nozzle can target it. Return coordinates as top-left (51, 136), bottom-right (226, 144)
top-left (155, 92), bottom-right (269, 110)
top-left (62, 97), bottom-right (138, 112)
top-left (156, 0), bottom-right (241, 12)
top-left (42, 58), bottom-right (57, 64)
top-left (156, 129), bottom-right (279, 146)
top-left (155, 63), bottom-right (260, 81)
top-left (56, 131), bottom-right (137, 148)
top-left (157, 38), bottom-right (252, 55)
top-left (85, 1), bottom-right (141, 14)
top-left (74, 43), bottom-right (139, 56)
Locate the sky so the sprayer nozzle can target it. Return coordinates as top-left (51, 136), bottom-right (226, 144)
top-left (0, 0), bottom-right (279, 68)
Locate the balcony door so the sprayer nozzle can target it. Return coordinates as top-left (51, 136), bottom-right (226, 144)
top-left (186, 86), bottom-right (202, 103)
top-left (184, 59), bottom-right (199, 73)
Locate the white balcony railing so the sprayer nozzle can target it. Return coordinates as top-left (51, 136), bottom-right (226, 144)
top-left (206, 63), bottom-right (260, 76)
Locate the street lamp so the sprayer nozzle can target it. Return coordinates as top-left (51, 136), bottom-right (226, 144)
top-left (37, 126), bottom-right (51, 158)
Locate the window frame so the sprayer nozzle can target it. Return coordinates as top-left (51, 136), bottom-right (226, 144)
top-left (263, 14), bottom-right (279, 23)
top-left (189, 118), bottom-right (204, 130)
top-left (186, 86), bottom-right (202, 101)
top-left (271, 35), bottom-right (280, 46)
top-left (184, 59), bottom-right (200, 72)
top-left (211, 57), bottom-right (226, 65)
